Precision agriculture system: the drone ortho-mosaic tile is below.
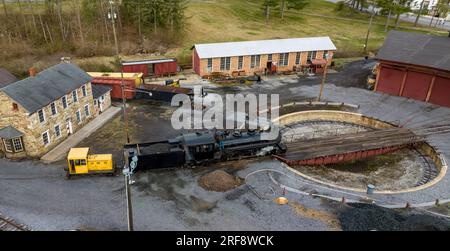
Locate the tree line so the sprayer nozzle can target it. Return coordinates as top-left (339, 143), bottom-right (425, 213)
top-left (0, 0), bottom-right (188, 57)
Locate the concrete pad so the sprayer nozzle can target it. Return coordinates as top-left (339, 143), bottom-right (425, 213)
top-left (40, 106), bottom-right (121, 163)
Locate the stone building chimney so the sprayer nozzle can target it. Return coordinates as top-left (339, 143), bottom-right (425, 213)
top-left (29, 67), bottom-right (36, 77)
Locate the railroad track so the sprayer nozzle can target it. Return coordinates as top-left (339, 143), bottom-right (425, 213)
top-left (0, 213), bottom-right (31, 231)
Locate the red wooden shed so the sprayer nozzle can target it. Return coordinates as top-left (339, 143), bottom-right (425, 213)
top-left (122, 58), bottom-right (178, 77)
top-left (374, 31), bottom-right (450, 108)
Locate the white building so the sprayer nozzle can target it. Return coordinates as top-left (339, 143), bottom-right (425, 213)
top-left (410, 0), bottom-right (439, 11)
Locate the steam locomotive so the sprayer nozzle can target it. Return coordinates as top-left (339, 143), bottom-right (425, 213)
top-left (124, 129), bottom-right (287, 171)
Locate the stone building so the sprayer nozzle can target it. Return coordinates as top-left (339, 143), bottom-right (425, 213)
top-left (92, 85), bottom-right (112, 115)
top-left (0, 63), bottom-right (97, 159)
top-left (192, 37), bottom-right (337, 77)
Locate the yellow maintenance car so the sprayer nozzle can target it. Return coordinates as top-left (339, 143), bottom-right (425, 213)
top-left (66, 148), bottom-right (115, 178)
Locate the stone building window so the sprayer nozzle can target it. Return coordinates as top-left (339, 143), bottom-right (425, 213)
top-left (72, 90), bottom-right (78, 103)
top-left (82, 85), bottom-right (87, 97)
top-left (76, 110), bottom-right (82, 124)
top-left (295, 52), bottom-right (301, 65)
top-left (42, 131), bottom-right (50, 146)
top-left (55, 124), bottom-right (61, 138)
top-left (50, 102), bottom-right (57, 116)
top-left (84, 104), bottom-right (90, 117)
top-left (62, 96), bottom-right (68, 109)
top-left (2, 137), bottom-right (24, 153)
top-left (38, 109), bottom-right (45, 123)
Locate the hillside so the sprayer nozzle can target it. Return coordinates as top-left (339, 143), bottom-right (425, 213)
top-left (1, 0), bottom-right (446, 77)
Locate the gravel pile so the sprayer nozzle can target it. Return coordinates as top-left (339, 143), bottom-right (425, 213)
top-left (199, 170), bottom-right (243, 192)
top-left (339, 203), bottom-right (450, 231)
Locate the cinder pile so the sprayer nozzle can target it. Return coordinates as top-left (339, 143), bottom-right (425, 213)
top-left (199, 170), bottom-right (243, 192)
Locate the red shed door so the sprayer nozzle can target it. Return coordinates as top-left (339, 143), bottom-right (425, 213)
top-left (401, 71), bottom-right (433, 101)
top-left (428, 76), bottom-right (450, 108)
top-left (376, 67), bottom-right (404, 96)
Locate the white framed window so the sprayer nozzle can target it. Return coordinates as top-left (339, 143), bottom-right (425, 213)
top-left (250, 55), bottom-right (261, 69)
top-left (3, 139), bottom-right (13, 152)
top-left (267, 54), bottom-right (273, 62)
top-left (323, 50), bottom-right (329, 60)
top-left (238, 56), bottom-right (244, 70)
top-left (82, 85), bottom-right (87, 97)
top-left (72, 90), bottom-right (78, 103)
top-left (295, 52), bottom-right (301, 65)
top-left (279, 53), bottom-right (289, 66)
top-left (50, 102), bottom-right (57, 116)
top-left (38, 109), bottom-right (46, 123)
top-left (207, 58), bottom-right (213, 72)
top-left (12, 138), bottom-right (23, 152)
top-left (54, 124), bottom-right (61, 138)
top-left (42, 131), bottom-right (50, 146)
top-left (62, 96), bottom-right (68, 109)
top-left (307, 51), bottom-right (317, 61)
top-left (76, 110), bottom-right (82, 124)
top-left (220, 57), bottom-right (231, 71)
top-left (84, 104), bottom-right (90, 117)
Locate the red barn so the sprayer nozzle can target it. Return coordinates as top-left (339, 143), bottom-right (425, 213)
top-left (122, 58), bottom-right (178, 77)
top-left (374, 31), bottom-right (450, 108)
top-left (91, 77), bottom-right (136, 100)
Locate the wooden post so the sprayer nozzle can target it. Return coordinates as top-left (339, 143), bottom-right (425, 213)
top-left (399, 70), bottom-right (408, 96)
top-left (373, 65), bottom-right (382, 91)
top-left (425, 75), bottom-right (436, 102)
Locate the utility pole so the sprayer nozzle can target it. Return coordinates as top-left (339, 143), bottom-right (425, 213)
top-left (364, 11), bottom-right (375, 54)
top-left (123, 150), bottom-right (134, 231)
top-left (108, 0), bottom-right (120, 56)
top-left (317, 53), bottom-right (330, 102)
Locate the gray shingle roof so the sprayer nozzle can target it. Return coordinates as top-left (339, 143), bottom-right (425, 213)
top-left (376, 30), bottom-right (450, 72)
top-left (92, 84), bottom-right (112, 99)
top-left (0, 126), bottom-right (23, 139)
top-left (0, 63), bottom-right (93, 114)
top-left (0, 68), bottom-right (18, 88)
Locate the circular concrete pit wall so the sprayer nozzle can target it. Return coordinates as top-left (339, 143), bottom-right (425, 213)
top-left (274, 110), bottom-right (448, 194)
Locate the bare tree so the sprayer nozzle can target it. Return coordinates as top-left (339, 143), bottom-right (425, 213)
top-left (2, 0), bottom-right (8, 17)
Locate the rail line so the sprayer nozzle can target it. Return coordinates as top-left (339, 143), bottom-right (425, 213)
top-left (0, 213), bottom-right (31, 231)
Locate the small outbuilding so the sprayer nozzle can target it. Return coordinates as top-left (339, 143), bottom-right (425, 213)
top-left (122, 58), bottom-right (178, 77)
top-left (374, 30), bottom-right (450, 108)
top-left (191, 37), bottom-right (337, 77)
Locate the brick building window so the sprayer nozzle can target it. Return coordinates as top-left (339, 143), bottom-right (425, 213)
top-left (76, 110), bottom-right (82, 124)
top-left (42, 131), bottom-right (50, 146)
top-left (323, 50), bottom-right (329, 59)
top-left (72, 90), bottom-right (78, 103)
top-left (62, 96), bottom-right (68, 109)
top-left (295, 52), bottom-right (301, 65)
top-left (279, 53), bottom-right (289, 66)
top-left (84, 104), bottom-right (90, 117)
top-left (250, 55), bottom-right (261, 69)
top-left (220, 57), bottom-right (231, 71)
top-left (307, 51), bottom-right (317, 61)
top-left (12, 103), bottom-right (18, 111)
top-left (50, 102), bottom-right (57, 116)
top-left (38, 109), bottom-right (45, 123)
top-left (207, 58), bottom-right (213, 72)
top-left (82, 85), bottom-right (87, 97)
top-left (238, 56), bottom-right (244, 70)
top-left (55, 124), bottom-right (61, 138)
top-left (268, 54), bottom-right (273, 62)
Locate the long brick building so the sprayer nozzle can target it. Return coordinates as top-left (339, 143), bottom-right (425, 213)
top-left (374, 31), bottom-right (450, 108)
top-left (192, 37), bottom-right (337, 77)
top-left (0, 63), bottom-right (100, 159)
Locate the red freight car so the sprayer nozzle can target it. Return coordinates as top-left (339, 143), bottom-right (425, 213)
top-left (91, 77), bottom-right (136, 100)
top-left (122, 58), bottom-right (178, 77)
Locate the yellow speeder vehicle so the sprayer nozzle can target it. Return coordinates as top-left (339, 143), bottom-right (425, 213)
top-left (66, 148), bottom-right (115, 178)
